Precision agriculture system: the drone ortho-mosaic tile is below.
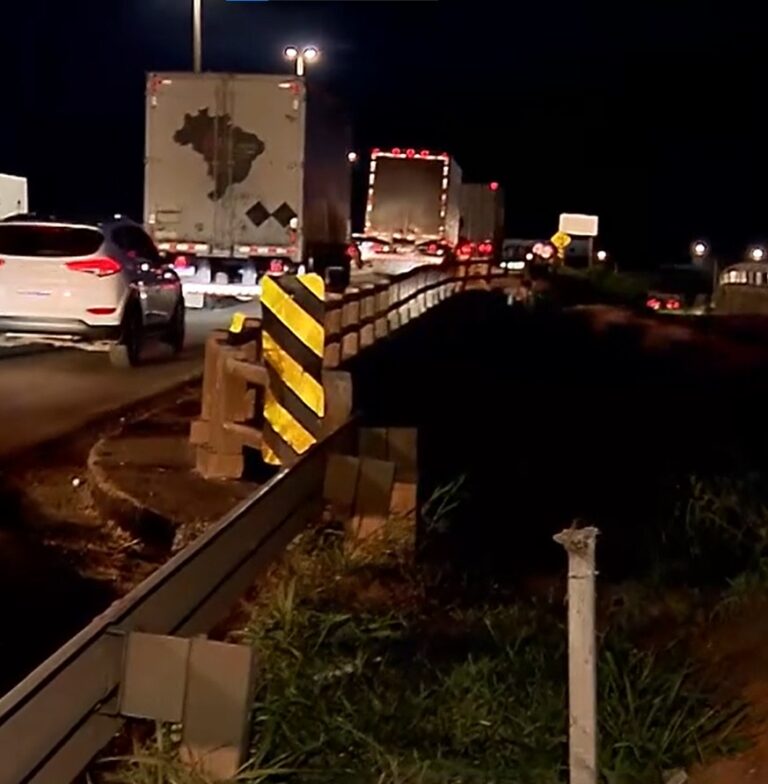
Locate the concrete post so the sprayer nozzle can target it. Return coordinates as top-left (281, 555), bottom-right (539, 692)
top-left (554, 525), bottom-right (599, 784)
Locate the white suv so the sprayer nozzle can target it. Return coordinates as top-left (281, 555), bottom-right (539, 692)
top-left (0, 216), bottom-right (185, 367)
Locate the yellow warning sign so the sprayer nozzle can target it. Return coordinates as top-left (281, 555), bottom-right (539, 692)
top-left (551, 231), bottom-right (572, 250)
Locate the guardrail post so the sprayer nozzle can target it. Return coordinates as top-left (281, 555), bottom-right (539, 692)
top-left (118, 632), bottom-right (256, 779)
top-left (359, 283), bottom-right (376, 350)
top-left (324, 292), bottom-right (343, 369)
top-left (191, 318), bottom-right (264, 479)
top-left (374, 281), bottom-right (390, 341)
top-left (341, 287), bottom-right (361, 361)
top-left (388, 279), bottom-right (401, 332)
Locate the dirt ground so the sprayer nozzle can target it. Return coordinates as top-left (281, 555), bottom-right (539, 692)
top-left (0, 383), bottom-right (259, 693)
top-left (690, 603), bottom-right (768, 783)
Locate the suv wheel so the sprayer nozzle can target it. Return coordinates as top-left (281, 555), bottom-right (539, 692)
top-left (164, 298), bottom-right (185, 354)
top-left (109, 302), bottom-right (144, 368)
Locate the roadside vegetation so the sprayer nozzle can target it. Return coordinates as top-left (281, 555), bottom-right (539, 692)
top-left (95, 460), bottom-right (768, 784)
top-left (556, 266), bottom-right (652, 308)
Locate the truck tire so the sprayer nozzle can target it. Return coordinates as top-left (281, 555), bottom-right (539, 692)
top-left (109, 302), bottom-right (144, 368)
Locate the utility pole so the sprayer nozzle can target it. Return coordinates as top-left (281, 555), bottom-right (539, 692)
top-left (193, 0), bottom-right (202, 73)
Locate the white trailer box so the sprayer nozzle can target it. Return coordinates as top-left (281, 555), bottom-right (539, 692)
top-left (144, 72), bottom-right (351, 301)
top-left (0, 175), bottom-right (28, 220)
top-left (362, 149), bottom-right (462, 263)
top-left (459, 182), bottom-right (504, 259)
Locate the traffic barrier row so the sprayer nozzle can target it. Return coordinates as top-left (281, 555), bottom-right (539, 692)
top-left (192, 262), bottom-right (508, 477)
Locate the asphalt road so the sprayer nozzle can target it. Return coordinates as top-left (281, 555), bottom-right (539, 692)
top-left (0, 301), bottom-right (261, 458)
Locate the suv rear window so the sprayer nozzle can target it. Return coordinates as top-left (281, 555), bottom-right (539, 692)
top-left (0, 225), bottom-right (103, 257)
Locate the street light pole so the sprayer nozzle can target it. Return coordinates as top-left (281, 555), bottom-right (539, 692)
top-left (193, 0), bottom-right (202, 73)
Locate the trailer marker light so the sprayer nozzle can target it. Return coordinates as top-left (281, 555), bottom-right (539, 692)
top-left (490, 181), bottom-right (499, 191)
top-left (406, 148), bottom-right (415, 157)
top-left (420, 150), bottom-right (430, 157)
top-left (391, 147), bottom-right (402, 155)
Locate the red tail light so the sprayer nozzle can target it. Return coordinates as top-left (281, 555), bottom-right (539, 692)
top-left (646, 297), bottom-right (661, 311)
top-left (269, 259), bottom-right (284, 273)
top-left (406, 148), bottom-right (415, 158)
top-left (66, 257), bottom-right (122, 277)
top-left (391, 147), bottom-right (402, 155)
top-left (0, 259), bottom-right (5, 267)
top-left (173, 255), bottom-right (189, 269)
top-left (458, 243), bottom-right (474, 258)
top-left (427, 243), bottom-right (438, 254)
top-left (666, 299), bottom-right (681, 310)
top-left (478, 242), bottom-right (493, 256)
top-left (489, 182), bottom-right (499, 191)
top-left (420, 149), bottom-right (430, 157)
top-left (86, 307), bottom-right (117, 315)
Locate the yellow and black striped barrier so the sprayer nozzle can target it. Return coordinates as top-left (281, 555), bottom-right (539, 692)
top-left (260, 274), bottom-right (326, 466)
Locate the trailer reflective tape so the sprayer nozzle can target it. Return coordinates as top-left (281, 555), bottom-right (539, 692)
top-left (263, 332), bottom-right (324, 417)
top-left (264, 389), bottom-right (316, 455)
top-left (261, 276), bottom-right (324, 357)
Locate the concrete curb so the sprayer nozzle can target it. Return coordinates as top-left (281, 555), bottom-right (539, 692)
top-left (87, 434), bottom-right (176, 549)
top-left (84, 376), bottom-right (206, 549)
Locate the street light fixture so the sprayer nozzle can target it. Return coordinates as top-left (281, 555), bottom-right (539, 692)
top-left (347, 151), bottom-right (359, 164)
top-left (284, 45), bottom-right (320, 76)
top-left (749, 245), bottom-right (766, 262)
top-left (691, 240), bottom-right (709, 259)
top-left (596, 250), bottom-right (608, 263)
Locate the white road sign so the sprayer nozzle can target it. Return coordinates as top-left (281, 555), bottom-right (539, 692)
top-left (559, 213), bottom-right (599, 237)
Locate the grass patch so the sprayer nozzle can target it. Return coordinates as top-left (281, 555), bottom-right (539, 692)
top-left (101, 578), bottom-right (744, 783)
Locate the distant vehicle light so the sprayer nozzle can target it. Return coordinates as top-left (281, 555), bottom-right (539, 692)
top-left (507, 260), bottom-right (526, 271)
top-left (347, 151), bottom-right (359, 163)
top-left (174, 255), bottom-right (189, 269)
top-left (489, 182), bottom-right (499, 191)
top-left (666, 299), bottom-right (681, 310)
top-left (525, 252), bottom-right (534, 262)
top-left (303, 46), bottom-right (320, 61)
top-left (646, 297), bottom-right (661, 311)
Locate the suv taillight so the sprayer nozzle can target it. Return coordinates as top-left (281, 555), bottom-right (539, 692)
top-left (66, 257), bottom-right (122, 277)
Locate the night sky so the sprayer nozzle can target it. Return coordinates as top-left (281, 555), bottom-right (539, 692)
top-left (1, 1), bottom-right (766, 266)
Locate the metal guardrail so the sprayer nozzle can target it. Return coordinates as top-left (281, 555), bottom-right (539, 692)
top-left (0, 262), bottom-right (519, 783)
top-left (0, 420), bottom-right (356, 784)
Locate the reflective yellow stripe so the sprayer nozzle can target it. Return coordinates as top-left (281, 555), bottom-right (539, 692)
top-left (263, 332), bottom-right (325, 417)
top-left (264, 390), bottom-right (316, 454)
top-left (262, 444), bottom-right (281, 466)
top-left (298, 273), bottom-right (325, 301)
top-left (261, 277), bottom-right (324, 358)
top-left (229, 312), bottom-right (246, 334)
